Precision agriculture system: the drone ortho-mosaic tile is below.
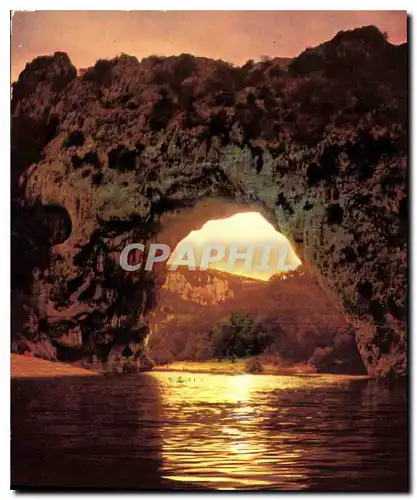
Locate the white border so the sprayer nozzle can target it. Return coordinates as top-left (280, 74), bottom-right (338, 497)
top-left (3, 4), bottom-right (414, 499)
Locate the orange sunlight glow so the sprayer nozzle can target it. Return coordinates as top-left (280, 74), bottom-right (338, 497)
top-left (168, 212), bottom-right (301, 281)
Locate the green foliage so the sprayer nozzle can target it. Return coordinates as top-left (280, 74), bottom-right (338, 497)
top-left (212, 312), bottom-right (275, 359)
top-left (82, 59), bottom-right (115, 86)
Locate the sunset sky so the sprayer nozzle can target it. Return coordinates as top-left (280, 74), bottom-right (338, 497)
top-left (11, 10), bottom-right (407, 82)
top-left (168, 212), bottom-right (301, 281)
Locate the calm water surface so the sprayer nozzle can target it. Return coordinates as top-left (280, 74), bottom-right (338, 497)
top-left (11, 372), bottom-right (407, 491)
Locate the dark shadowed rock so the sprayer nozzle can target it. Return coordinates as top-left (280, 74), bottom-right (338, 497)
top-left (11, 26), bottom-right (407, 377)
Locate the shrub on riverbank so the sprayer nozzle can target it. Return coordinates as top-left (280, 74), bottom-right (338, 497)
top-left (245, 357), bottom-right (264, 374)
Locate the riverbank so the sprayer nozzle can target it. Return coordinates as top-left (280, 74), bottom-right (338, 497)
top-left (152, 358), bottom-right (319, 376)
top-left (10, 354), bottom-right (371, 379)
top-left (11, 354), bottom-right (100, 379)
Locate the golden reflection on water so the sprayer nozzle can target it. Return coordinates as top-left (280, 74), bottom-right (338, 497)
top-left (150, 372), bottom-right (359, 490)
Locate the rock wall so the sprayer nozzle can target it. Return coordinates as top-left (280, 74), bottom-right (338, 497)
top-left (11, 26), bottom-right (407, 376)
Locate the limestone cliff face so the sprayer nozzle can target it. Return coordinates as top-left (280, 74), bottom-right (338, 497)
top-left (11, 26), bottom-right (407, 377)
top-left (162, 269), bottom-right (235, 306)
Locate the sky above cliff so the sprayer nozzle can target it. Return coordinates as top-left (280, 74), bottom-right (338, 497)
top-left (168, 212), bottom-right (302, 281)
top-left (11, 10), bottom-right (407, 82)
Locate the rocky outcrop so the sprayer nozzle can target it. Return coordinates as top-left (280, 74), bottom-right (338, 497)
top-left (11, 26), bottom-right (407, 377)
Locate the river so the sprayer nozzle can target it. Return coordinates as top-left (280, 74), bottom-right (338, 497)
top-left (11, 371), bottom-right (407, 491)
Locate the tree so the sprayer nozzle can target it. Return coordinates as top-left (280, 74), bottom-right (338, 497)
top-left (212, 312), bottom-right (274, 359)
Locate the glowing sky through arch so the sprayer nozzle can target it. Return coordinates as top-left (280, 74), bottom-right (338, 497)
top-left (168, 212), bottom-right (301, 281)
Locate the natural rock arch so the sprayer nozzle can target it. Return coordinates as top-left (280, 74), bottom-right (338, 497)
top-left (11, 26), bottom-right (407, 377)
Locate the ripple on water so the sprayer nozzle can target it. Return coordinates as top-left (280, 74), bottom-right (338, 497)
top-left (11, 372), bottom-right (407, 490)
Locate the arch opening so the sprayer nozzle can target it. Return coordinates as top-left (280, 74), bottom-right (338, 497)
top-left (146, 199), bottom-right (366, 376)
top-left (168, 211), bottom-right (302, 281)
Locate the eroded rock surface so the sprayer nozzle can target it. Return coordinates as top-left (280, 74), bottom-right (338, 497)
top-left (11, 26), bottom-right (407, 376)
